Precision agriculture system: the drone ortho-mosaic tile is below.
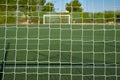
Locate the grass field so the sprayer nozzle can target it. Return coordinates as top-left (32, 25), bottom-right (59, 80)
top-left (0, 24), bottom-right (120, 80)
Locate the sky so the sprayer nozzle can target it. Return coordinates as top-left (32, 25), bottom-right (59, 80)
top-left (46, 0), bottom-right (120, 12)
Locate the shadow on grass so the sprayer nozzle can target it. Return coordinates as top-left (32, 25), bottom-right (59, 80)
top-left (0, 43), bottom-right (10, 80)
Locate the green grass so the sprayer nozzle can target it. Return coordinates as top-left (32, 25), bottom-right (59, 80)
top-left (0, 24), bottom-right (120, 80)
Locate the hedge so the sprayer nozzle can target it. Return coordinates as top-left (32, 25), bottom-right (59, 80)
top-left (0, 11), bottom-right (119, 24)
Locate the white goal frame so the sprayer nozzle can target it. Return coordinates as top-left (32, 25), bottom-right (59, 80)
top-left (43, 14), bottom-right (71, 24)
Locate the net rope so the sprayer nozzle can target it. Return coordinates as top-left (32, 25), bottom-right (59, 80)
top-left (0, 0), bottom-right (120, 80)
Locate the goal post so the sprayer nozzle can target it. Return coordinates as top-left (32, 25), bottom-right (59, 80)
top-left (43, 14), bottom-right (71, 24)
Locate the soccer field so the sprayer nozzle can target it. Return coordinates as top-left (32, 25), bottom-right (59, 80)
top-left (0, 24), bottom-right (120, 80)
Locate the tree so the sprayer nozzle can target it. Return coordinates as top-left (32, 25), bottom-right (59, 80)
top-left (39, 0), bottom-right (46, 5)
top-left (94, 12), bottom-right (104, 18)
top-left (0, 0), bottom-right (53, 23)
top-left (66, 0), bottom-right (83, 12)
top-left (18, 0), bottom-right (47, 23)
top-left (0, 0), bottom-right (17, 24)
top-left (93, 12), bottom-right (104, 23)
top-left (116, 11), bottom-right (120, 23)
top-left (0, 0), bottom-right (16, 11)
top-left (19, 0), bottom-right (36, 12)
top-left (0, 0), bottom-right (6, 11)
top-left (37, 0), bottom-right (46, 10)
top-left (42, 2), bottom-right (55, 12)
top-left (0, 0), bottom-right (53, 12)
top-left (104, 11), bottom-right (115, 22)
top-left (83, 12), bottom-right (91, 23)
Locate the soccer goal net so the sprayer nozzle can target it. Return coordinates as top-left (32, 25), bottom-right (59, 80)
top-left (0, 0), bottom-right (120, 80)
top-left (43, 15), bottom-right (71, 24)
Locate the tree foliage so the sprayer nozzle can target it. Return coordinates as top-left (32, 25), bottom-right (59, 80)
top-left (94, 12), bottom-right (104, 18)
top-left (18, 0), bottom-right (45, 12)
top-left (0, 0), bottom-right (16, 11)
top-left (104, 11), bottom-right (115, 22)
top-left (0, 0), bottom-right (119, 24)
top-left (42, 2), bottom-right (55, 12)
top-left (39, 0), bottom-right (46, 5)
top-left (19, 0), bottom-right (33, 12)
top-left (66, 0), bottom-right (83, 12)
top-left (0, 0), bottom-right (48, 12)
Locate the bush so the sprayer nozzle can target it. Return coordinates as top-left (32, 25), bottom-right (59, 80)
top-left (0, 12), bottom-right (17, 24)
top-left (0, 12), bottom-right (6, 24)
top-left (0, 16), bottom-right (6, 24)
top-left (104, 11), bottom-right (115, 23)
top-left (28, 11), bottom-right (45, 23)
top-left (7, 17), bottom-right (16, 24)
top-left (94, 19), bottom-right (104, 23)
